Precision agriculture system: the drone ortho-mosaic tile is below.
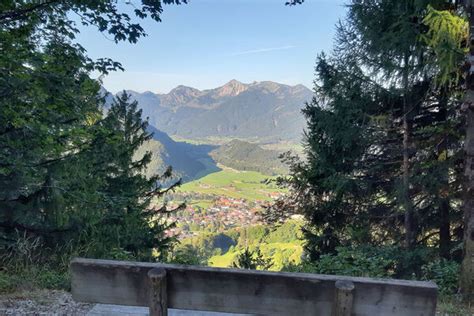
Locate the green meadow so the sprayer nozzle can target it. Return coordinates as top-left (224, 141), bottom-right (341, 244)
top-left (208, 241), bottom-right (304, 271)
top-left (178, 167), bottom-right (286, 201)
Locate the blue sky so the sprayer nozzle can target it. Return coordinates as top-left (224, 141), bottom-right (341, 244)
top-left (76, 0), bottom-right (347, 93)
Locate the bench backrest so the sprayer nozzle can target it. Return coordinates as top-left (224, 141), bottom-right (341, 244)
top-left (70, 258), bottom-right (437, 316)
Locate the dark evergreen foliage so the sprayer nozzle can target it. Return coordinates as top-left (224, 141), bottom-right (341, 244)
top-left (269, 0), bottom-right (465, 261)
top-left (0, 0), bottom-right (184, 260)
top-left (232, 247), bottom-right (273, 270)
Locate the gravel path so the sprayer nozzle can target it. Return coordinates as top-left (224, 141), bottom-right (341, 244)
top-left (0, 291), bottom-right (250, 316)
top-left (0, 290), bottom-right (92, 315)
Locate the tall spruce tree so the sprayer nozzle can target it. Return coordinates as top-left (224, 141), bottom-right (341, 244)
top-left (270, 0), bottom-right (464, 263)
top-left (81, 92), bottom-right (182, 259)
top-left (461, 0), bottom-right (474, 302)
top-left (412, 2), bottom-right (472, 299)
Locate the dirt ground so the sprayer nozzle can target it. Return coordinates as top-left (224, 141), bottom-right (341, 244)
top-left (0, 290), bottom-right (92, 315)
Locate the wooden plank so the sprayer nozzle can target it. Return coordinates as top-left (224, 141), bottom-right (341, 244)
top-left (148, 268), bottom-right (168, 316)
top-left (71, 258), bottom-right (437, 316)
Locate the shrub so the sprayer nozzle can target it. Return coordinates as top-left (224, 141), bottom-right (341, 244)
top-left (284, 246), bottom-right (397, 278)
top-left (168, 244), bottom-right (204, 266)
top-left (0, 266), bottom-right (69, 294)
top-left (422, 259), bottom-right (460, 295)
top-left (232, 248), bottom-right (273, 270)
top-left (0, 272), bottom-right (18, 293)
top-left (283, 245), bottom-right (447, 281)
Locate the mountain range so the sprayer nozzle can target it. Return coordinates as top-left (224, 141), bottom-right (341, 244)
top-left (107, 80), bottom-right (310, 181)
top-left (125, 80), bottom-right (312, 143)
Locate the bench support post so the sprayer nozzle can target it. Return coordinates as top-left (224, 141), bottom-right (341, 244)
top-left (148, 268), bottom-right (168, 316)
top-left (332, 280), bottom-right (354, 316)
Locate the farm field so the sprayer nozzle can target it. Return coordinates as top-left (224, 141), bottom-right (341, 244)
top-left (178, 167), bottom-right (286, 201)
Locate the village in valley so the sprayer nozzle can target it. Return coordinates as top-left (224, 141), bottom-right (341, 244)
top-left (165, 196), bottom-right (276, 239)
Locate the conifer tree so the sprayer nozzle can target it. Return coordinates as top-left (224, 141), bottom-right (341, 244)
top-left (461, 0), bottom-right (474, 301)
top-left (81, 92), bottom-right (182, 259)
top-left (271, 0), bottom-right (464, 262)
top-left (0, 0), bottom-right (185, 259)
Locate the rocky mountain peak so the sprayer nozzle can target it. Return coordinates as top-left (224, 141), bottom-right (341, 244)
top-left (215, 79), bottom-right (248, 97)
top-left (165, 85), bottom-right (202, 105)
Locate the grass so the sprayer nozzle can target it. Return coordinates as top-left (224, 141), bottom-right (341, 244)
top-left (208, 251), bottom-right (238, 268)
top-left (186, 200), bottom-right (214, 209)
top-left (437, 296), bottom-right (473, 315)
top-left (179, 167), bottom-right (286, 201)
top-left (208, 242), bottom-right (303, 271)
top-left (0, 266), bottom-right (69, 294)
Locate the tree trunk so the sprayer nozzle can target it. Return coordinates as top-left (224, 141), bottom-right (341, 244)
top-left (461, 0), bottom-right (474, 301)
top-left (461, 101), bottom-right (474, 300)
top-left (403, 111), bottom-right (415, 249)
top-left (402, 55), bottom-right (415, 249)
top-left (439, 198), bottom-right (451, 259)
top-left (438, 97), bottom-right (451, 259)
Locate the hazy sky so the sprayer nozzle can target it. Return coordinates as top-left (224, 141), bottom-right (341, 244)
top-left (76, 0), bottom-right (347, 93)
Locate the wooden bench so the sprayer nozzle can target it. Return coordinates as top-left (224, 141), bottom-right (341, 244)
top-left (70, 258), bottom-right (438, 316)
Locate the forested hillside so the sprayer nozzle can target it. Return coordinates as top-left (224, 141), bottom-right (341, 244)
top-left (209, 140), bottom-right (287, 175)
top-left (135, 129), bottom-right (288, 181)
top-left (144, 125), bottom-right (219, 181)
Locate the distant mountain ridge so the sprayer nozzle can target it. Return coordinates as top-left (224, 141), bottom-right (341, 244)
top-left (133, 125), bottom-right (219, 183)
top-left (125, 80), bottom-right (312, 143)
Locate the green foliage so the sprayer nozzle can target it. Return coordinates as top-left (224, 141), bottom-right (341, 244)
top-left (268, 0), bottom-right (464, 263)
top-left (265, 220), bottom-right (303, 243)
top-left (0, 0), bottom-right (184, 267)
top-left (0, 232), bottom-right (70, 293)
top-left (178, 220), bottom-right (304, 271)
top-left (0, 0), bottom-right (187, 44)
top-left (0, 267), bottom-right (69, 294)
top-left (422, 259), bottom-right (460, 295)
top-left (238, 226), bottom-right (270, 246)
top-left (285, 244), bottom-right (461, 301)
top-left (78, 92), bottom-right (181, 260)
top-left (437, 297), bottom-right (474, 316)
top-left (285, 246), bottom-right (398, 278)
top-left (168, 244), bottom-right (204, 266)
top-left (232, 248), bottom-right (273, 270)
top-left (422, 5), bottom-right (468, 85)
top-left (210, 140), bottom-right (287, 176)
top-left (286, 245), bottom-right (462, 300)
top-left (34, 269), bottom-right (70, 290)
